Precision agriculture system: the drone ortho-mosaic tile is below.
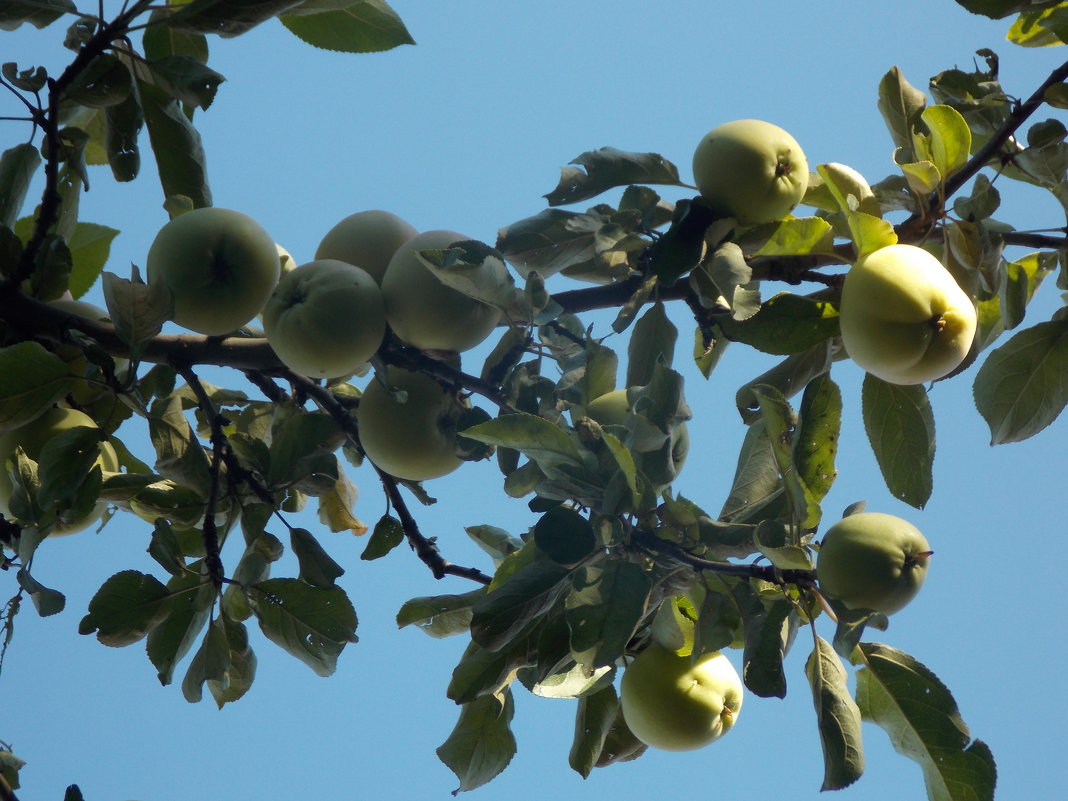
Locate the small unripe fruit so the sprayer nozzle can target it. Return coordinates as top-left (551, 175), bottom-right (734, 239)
top-left (816, 511), bottom-right (932, 615)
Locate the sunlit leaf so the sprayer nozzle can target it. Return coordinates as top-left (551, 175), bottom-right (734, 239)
top-left (974, 318), bottom-right (1068, 443)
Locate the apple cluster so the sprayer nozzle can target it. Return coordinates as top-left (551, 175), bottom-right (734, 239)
top-left (143, 206), bottom-right (509, 484)
top-left (691, 120), bottom-right (977, 386)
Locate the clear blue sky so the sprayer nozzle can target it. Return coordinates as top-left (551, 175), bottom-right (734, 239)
top-left (4, 1), bottom-right (1067, 799)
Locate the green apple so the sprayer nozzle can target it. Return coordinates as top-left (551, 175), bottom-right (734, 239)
top-left (380, 229), bottom-right (504, 353)
top-left (839, 243), bottom-right (977, 385)
top-left (47, 299), bottom-right (128, 403)
top-left (314, 209), bottom-right (418, 284)
top-left (620, 644), bottom-right (743, 752)
top-left (262, 259), bottom-right (386, 379)
top-left (584, 389), bottom-right (689, 476)
top-left (816, 511), bottom-right (932, 615)
top-left (692, 119), bottom-right (809, 225)
top-left (356, 367), bottom-right (465, 481)
top-left (146, 207), bottom-right (281, 336)
top-left (0, 406), bottom-right (119, 536)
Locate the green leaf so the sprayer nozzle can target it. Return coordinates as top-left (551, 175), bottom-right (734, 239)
top-left (718, 292), bottom-right (840, 356)
top-left (267, 411), bottom-right (346, 489)
top-left (15, 568), bottom-right (65, 616)
top-left (166, 0), bottom-right (303, 37)
top-left (280, 0), bottom-right (415, 52)
top-left (148, 395), bottom-right (213, 498)
top-left (793, 372), bottom-right (841, 506)
top-left (79, 570), bottom-right (172, 647)
top-left (1008, 5), bottom-right (1068, 46)
top-left (446, 640), bottom-right (527, 704)
top-left (626, 301), bottom-right (677, 387)
top-left (462, 412), bottom-right (588, 476)
top-left (973, 319), bottom-right (1068, 443)
top-left (919, 105), bottom-right (972, 180)
top-left (470, 559), bottom-right (571, 651)
top-left (144, 55), bottom-right (226, 110)
top-left (66, 222), bottom-right (120, 299)
top-left (290, 527), bottom-right (345, 587)
top-left (719, 419), bottom-right (785, 525)
top-left (103, 91), bottom-right (143, 182)
top-left (0, 342), bottom-right (73, 435)
top-left (182, 612), bottom-right (230, 703)
top-left (544, 148), bottom-right (685, 206)
top-left (877, 66), bottom-right (927, 161)
top-left (0, 143), bottom-right (40, 229)
top-left (101, 270), bottom-right (172, 355)
top-left (752, 216), bottom-right (835, 256)
top-left (737, 586), bottom-right (792, 699)
top-left (0, 0), bottom-right (75, 30)
top-left (437, 689), bottom-right (517, 794)
top-left (360, 514), bottom-right (404, 560)
top-left (249, 578), bottom-right (358, 676)
top-left (565, 561), bottom-right (651, 669)
top-left (862, 376), bottom-right (935, 509)
top-left (568, 685), bottom-right (620, 779)
top-left (847, 210), bottom-right (899, 258)
top-left (139, 81), bottom-right (212, 208)
top-left (147, 567), bottom-right (213, 685)
top-left (806, 636), bottom-right (864, 790)
top-left (396, 589), bottom-right (485, 638)
top-left (854, 642), bottom-right (997, 801)
top-left (533, 506), bottom-right (596, 566)
top-left (750, 385), bottom-right (819, 528)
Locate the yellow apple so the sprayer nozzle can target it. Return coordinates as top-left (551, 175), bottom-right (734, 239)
top-left (816, 511), bottom-right (932, 615)
top-left (380, 230), bottom-right (504, 353)
top-left (262, 259), bottom-right (386, 379)
top-left (314, 209), bottom-right (418, 284)
top-left (356, 367), bottom-right (465, 481)
top-left (839, 244), bottom-right (977, 385)
top-left (692, 119), bottom-right (809, 225)
top-left (146, 207), bottom-right (281, 336)
top-left (620, 644), bottom-right (743, 752)
top-left (0, 406), bottom-right (119, 536)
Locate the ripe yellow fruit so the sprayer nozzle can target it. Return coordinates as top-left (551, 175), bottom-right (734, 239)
top-left (262, 259), bottom-right (386, 379)
top-left (146, 207), bottom-right (281, 336)
top-left (620, 644), bottom-right (743, 752)
top-left (692, 119), bottom-right (809, 225)
top-left (839, 244), bottom-right (977, 385)
top-left (816, 511), bottom-right (932, 615)
top-left (315, 210), bottom-right (418, 284)
top-left (0, 406), bottom-right (119, 536)
top-left (356, 368), bottom-right (464, 481)
top-left (381, 230), bottom-right (504, 353)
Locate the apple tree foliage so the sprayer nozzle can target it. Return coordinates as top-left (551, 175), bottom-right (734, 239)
top-left (1, 1), bottom-right (1066, 799)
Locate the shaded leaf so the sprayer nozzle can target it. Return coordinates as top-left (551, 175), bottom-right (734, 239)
top-left (79, 570), bottom-right (171, 647)
top-left (249, 578), bottom-right (358, 676)
top-left (854, 642), bottom-right (997, 801)
top-left (862, 376), bottom-right (935, 508)
top-left (437, 690), bottom-right (517, 794)
top-left (973, 318), bottom-right (1068, 443)
top-left (806, 636), bottom-right (864, 790)
top-left (0, 342), bottom-right (73, 435)
top-left (280, 0), bottom-right (415, 52)
top-left (568, 685), bottom-right (619, 779)
top-left (565, 561), bottom-right (651, 669)
top-left (396, 589), bottom-right (485, 638)
top-left (545, 148), bottom-right (684, 206)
